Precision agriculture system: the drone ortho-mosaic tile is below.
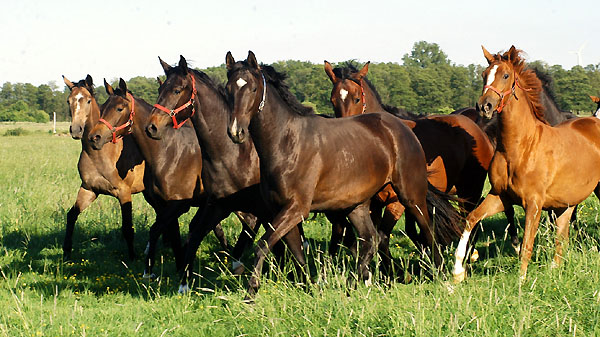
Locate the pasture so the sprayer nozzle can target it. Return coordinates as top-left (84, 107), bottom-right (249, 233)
top-left (1, 124), bottom-right (600, 336)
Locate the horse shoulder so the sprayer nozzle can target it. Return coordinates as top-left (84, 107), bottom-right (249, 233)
top-left (488, 152), bottom-right (509, 194)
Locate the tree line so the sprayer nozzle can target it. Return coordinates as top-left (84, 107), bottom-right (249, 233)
top-left (1, 41), bottom-right (599, 122)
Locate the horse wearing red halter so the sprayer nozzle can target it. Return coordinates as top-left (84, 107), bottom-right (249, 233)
top-left (453, 46), bottom-right (600, 282)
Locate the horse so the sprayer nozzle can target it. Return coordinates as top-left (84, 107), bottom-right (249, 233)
top-left (62, 75), bottom-right (146, 260)
top-left (591, 95), bottom-right (600, 117)
top-left (225, 51), bottom-right (463, 296)
top-left (145, 56), bottom-right (303, 293)
top-left (324, 61), bottom-right (496, 258)
top-left (452, 46), bottom-right (600, 283)
top-left (86, 78), bottom-right (248, 277)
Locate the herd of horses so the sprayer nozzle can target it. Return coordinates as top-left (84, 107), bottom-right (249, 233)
top-left (60, 45), bottom-right (600, 297)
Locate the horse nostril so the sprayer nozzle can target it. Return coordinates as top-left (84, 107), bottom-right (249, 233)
top-left (484, 102), bottom-right (493, 113)
top-left (91, 134), bottom-right (100, 143)
top-left (147, 124), bottom-right (157, 136)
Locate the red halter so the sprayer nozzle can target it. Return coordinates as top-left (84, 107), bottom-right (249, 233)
top-left (153, 74), bottom-right (196, 129)
top-left (98, 92), bottom-right (135, 144)
top-left (483, 73), bottom-right (528, 113)
top-left (359, 79), bottom-right (367, 114)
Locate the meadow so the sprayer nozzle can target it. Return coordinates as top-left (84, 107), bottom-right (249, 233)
top-left (1, 123), bottom-right (600, 336)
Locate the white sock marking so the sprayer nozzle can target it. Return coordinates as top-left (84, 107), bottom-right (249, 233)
top-left (453, 229), bottom-right (471, 276)
top-left (178, 284), bottom-right (190, 294)
top-left (340, 88), bottom-right (348, 102)
top-left (236, 78), bottom-right (247, 88)
top-left (483, 65), bottom-right (498, 94)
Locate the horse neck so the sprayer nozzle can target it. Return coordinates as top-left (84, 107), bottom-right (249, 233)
top-left (131, 96), bottom-right (161, 161)
top-left (362, 81), bottom-right (385, 113)
top-left (539, 89), bottom-right (563, 125)
top-left (496, 88), bottom-right (541, 155)
top-left (193, 77), bottom-right (250, 159)
top-left (81, 98), bottom-right (101, 148)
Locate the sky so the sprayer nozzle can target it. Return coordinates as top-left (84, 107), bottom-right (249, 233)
top-left (0, 0), bottom-right (597, 87)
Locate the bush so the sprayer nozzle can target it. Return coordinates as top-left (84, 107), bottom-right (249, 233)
top-left (3, 127), bottom-right (30, 136)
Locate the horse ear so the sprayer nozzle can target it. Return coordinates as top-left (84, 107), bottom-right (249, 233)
top-left (591, 95), bottom-right (600, 103)
top-left (159, 56), bottom-right (172, 74)
top-left (356, 61), bottom-right (370, 80)
top-left (157, 77), bottom-right (163, 87)
top-left (85, 74), bottom-right (94, 87)
top-left (104, 78), bottom-right (114, 95)
top-left (324, 61), bottom-right (338, 83)
top-left (63, 75), bottom-right (74, 90)
top-left (119, 78), bottom-right (128, 94)
top-left (482, 45), bottom-right (494, 65)
top-left (226, 51), bottom-right (235, 70)
top-left (178, 55), bottom-right (188, 74)
top-left (507, 45), bottom-right (519, 63)
top-left (247, 51), bottom-right (259, 69)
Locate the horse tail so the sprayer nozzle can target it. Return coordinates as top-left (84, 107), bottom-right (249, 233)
top-left (425, 183), bottom-right (465, 246)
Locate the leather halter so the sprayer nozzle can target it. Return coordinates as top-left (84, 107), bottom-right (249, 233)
top-left (257, 72), bottom-right (267, 113)
top-left (98, 92), bottom-right (135, 144)
top-left (153, 74), bottom-right (197, 129)
top-left (483, 72), bottom-right (528, 113)
top-left (358, 79), bottom-right (367, 114)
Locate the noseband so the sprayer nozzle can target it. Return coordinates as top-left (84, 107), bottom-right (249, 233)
top-left (483, 72), bottom-right (528, 113)
top-left (98, 92), bottom-right (135, 144)
top-left (153, 74), bottom-right (197, 129)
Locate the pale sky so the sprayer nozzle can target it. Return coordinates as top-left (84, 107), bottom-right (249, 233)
top-left (1, 0), bottom-right (597, 87)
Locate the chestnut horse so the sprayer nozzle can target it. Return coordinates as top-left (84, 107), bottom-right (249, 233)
top-left (62, 75), bottom-right (145, 260)
top-left (87, 78), bottom-right (245, 277)
top-left (324, 62), bottom-right (496, 257)
top-left (453, 46), bottom-right (600, 282)
top-left (225, 51), bottom-right (463, 296)
top-left (591, 95), bottom-right (600, 117)
top-left (145, 56), bottom-right (302, 293)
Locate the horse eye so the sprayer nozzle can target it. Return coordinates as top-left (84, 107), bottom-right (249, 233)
top-left (252, 87), bottom-right (257, 93)
top-left (117, 108), bottom-right (124, 112)
top-left (503, 73), bottom-right (509, 79)
top-left (175, 89), bottom-right (181, 94)
top-left (355, 98), bottom-right (361, 104)
top-left (87, 100), bottom-right (91, 104)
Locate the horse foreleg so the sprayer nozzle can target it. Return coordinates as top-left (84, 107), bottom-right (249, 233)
top-left (519, 199), bottom-right (543, 280)
top-left (553, 206), bottom-right (574, 269)
top-left (119, 198), bottom-right (135, 260)
top-left (230, 211), bottom-right (260, 274)
top-left (247, 204), bottom-right (307, 298)
top-left (378, 201), bottom-right (404, 275)
top-left (63, 187), bottom-right (97, 260)
top-left (453, 194), bottom-right (505, 283)
top-left (504, 204), bottom-right (521, 254)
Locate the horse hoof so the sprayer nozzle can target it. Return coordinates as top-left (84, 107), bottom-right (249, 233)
top-left (178, 284), bottom-right (190, 294)
top-left (303, 240), bottom-right (309, 252)
top-left (144, 242), bottom-right (150, 256)
top-left (142, 272), bottom-right (156, 280)
top-left (470, 249), bottom-right (479, 263)
top-left (232, 260), bottom-right (245, 275)
top-left (452, 270), bottom-right (466, 284)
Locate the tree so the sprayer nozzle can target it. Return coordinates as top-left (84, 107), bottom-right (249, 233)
top-left (402, 41), bottom-right (450, 68)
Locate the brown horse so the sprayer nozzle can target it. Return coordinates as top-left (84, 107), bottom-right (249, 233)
top-left (87, 78), bottom-right (241, 277)
top-left (591, 95), bottom-right (600, 117)
top-left (225, 51), bottom-right (463, 296)
top-left (62, 75), bottom-right (145, 260)
top-left (324, 62), bottom-right (496, 258)
top-left (452, 46), bottom-right (600, 282)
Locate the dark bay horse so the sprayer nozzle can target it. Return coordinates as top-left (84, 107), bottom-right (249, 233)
top-left (145, 56), bottom-right (301, 293)
top-left (225, 51), bottom-right (463, 296)
top-left (453, 46), bottom-right (600, 282)
top-left (324, 62), bottom-right (495, 257)
top-left (62, 75), bottom-right (145, 260)
top-left (87, 78), bottom-right (242, 277)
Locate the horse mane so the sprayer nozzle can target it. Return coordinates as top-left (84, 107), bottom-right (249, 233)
top-left (530, 67), bottom-right (558, 104)
top-left (72, 79), bottom-right (95, 97)
top-left (260, 64), bottom-right (314, 116)
top-left (491, 49), bottom-right (548, 125)
top-left (190, 68), bottom-right (229, 102)
top-left (333, 62), bottom-right (421, 120)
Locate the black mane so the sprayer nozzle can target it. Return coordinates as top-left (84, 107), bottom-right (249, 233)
top-left (228, 61), bottom-right (314, 116)
top-left (333, 62), bottom-right (421, 120)
top-left (73, 79), bottom-right (95, 97)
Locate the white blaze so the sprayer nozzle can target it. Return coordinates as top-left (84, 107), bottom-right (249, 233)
top-left (230, 117), bottom-right (238, 135)
top-left (483, 65), bottom-right (498, 94)
top-left (74, 93), bottom-right (84, 112)
top-left (340, 89), bottom-right (348, 102)
top-left (236, 78), bottom-right (247, 88)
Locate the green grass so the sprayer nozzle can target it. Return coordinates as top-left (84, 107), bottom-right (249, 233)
top-left (1, 124), bottom-right (600, 336)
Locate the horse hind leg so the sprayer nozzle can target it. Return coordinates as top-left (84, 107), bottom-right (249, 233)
top-left (346, 202), bottom-right (378, 285)
top-left (63, 187), bottom-right (97, 260)
top-left (552, 206), bottom-right (575, 269)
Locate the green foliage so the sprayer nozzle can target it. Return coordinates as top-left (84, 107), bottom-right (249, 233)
top-left (2, 42), bottom-right (600, 122)
top-left (3, 127), bottom-right (30, 136)
top-left (0, 100), bottom-right (49, 123)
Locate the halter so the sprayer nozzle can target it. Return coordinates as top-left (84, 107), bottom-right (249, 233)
top-left (98, 92), bottom-right (135, 144)
top-left (358, 79), bottom-right (367, 114)
top-left (153, 74), bottom-right (197, 129)
top-left (483, 72), bottom-right (529, 113)
top-left (258, 72), bottom-right (267, 112)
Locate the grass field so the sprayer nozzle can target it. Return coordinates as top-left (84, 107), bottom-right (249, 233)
top-left (1, 124), bottom-right (600, 336)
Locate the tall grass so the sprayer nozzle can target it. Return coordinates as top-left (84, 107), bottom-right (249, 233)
top-left (0, 128), bottom-right (599, 336)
